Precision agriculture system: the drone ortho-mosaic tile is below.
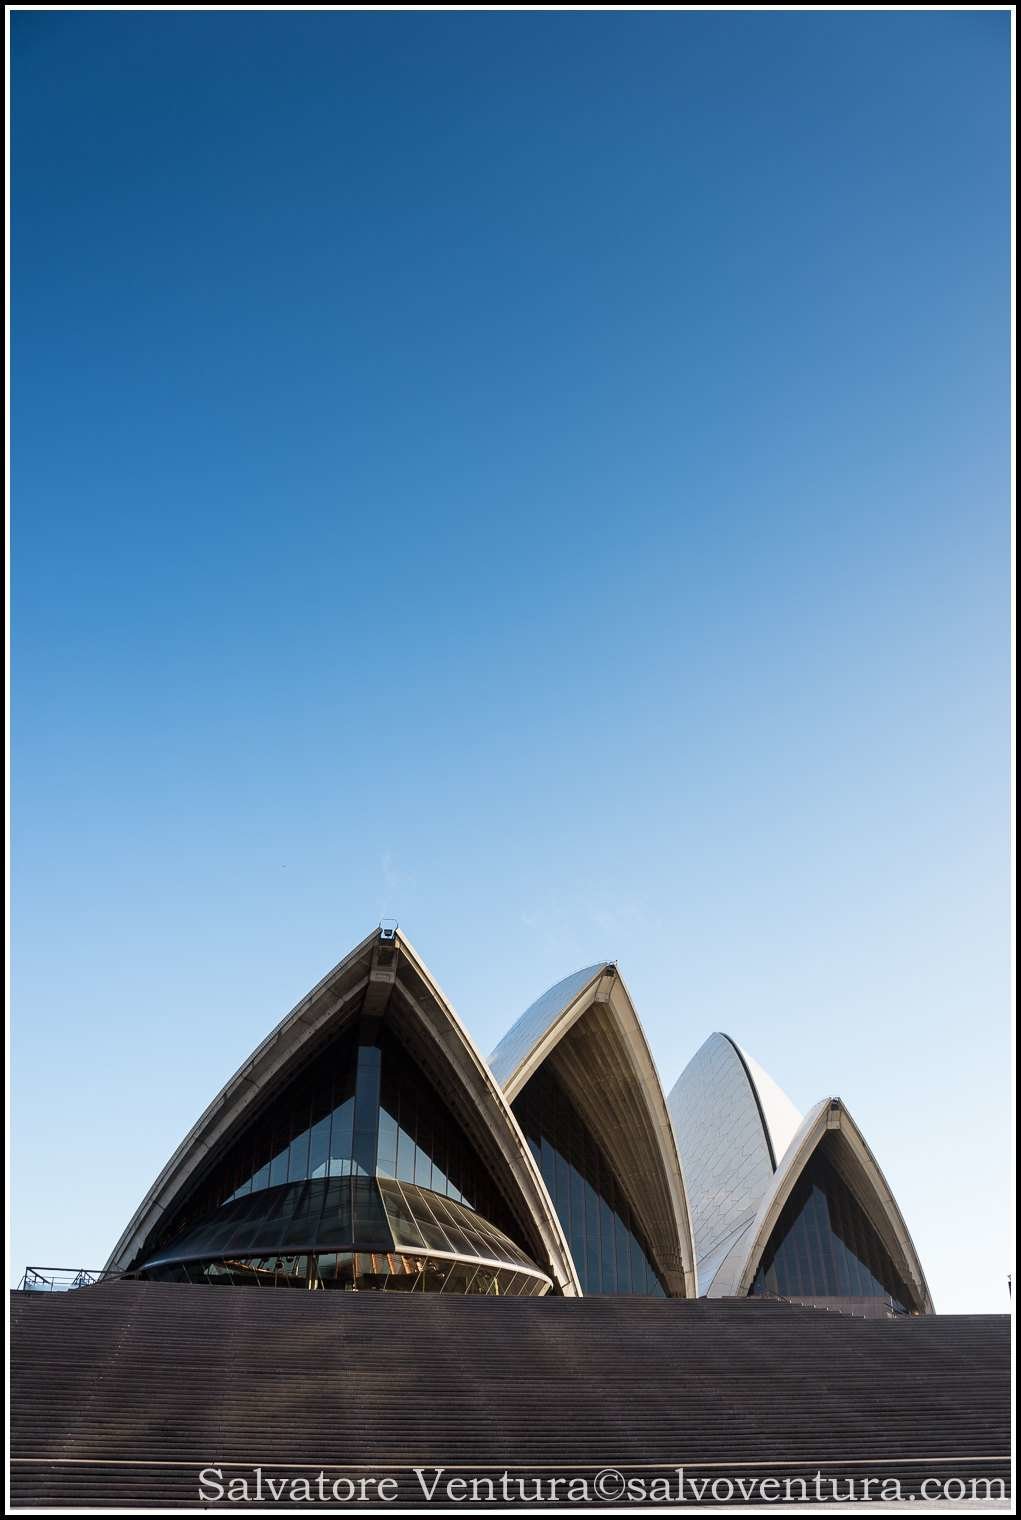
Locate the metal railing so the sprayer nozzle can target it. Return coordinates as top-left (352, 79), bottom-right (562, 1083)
top-left (18, 1267), bottom-right (126, 1293)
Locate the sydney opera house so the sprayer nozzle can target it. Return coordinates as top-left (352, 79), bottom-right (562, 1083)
top-left (13, 923), bottom-right (1010, 1508)
top-left (102, 923), bottom-right (931, 1315)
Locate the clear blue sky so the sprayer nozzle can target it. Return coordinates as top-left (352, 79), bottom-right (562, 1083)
top-left (11, 11), bottom-right (1010, 1312)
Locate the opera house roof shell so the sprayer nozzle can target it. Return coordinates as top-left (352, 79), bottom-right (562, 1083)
top-left (103, 925), bottom-right (931, 1315)
top-left (15, 927), bottom-right (1000, 1514)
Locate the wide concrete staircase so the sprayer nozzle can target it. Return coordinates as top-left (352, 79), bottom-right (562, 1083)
top-left (10, 1281), bottom-right (1011, 1507)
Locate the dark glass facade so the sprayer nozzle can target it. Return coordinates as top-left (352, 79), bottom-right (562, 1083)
top-left (374, 1029), bottom-right (512, 1228)
top-left (149, 1020), bottom-right (524, 1263)
top-left (749, 1143), bottom-right (914, 1311)
top-left (513, 1063), bottom-right (665, 1295)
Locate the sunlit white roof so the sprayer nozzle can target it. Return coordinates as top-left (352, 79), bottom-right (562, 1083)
top-left (667, 1032), bottom-right (801, 1294)
top-left (488, 964), bottom-right (607, 1091)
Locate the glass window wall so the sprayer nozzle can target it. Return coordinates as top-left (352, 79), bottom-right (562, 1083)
top-left (149, 1017), bottom-right (529, 1266)
top-left (512, 1063), bottom-right (665, 1295)
top-left (749, 1142), bottom-right (914, 1310)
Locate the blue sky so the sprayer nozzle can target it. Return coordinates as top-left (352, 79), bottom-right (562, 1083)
top-left (11, 11), bottom-right (1010, 1312)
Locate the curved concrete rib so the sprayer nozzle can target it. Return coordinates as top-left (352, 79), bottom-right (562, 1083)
top-left (105, 929), bottom-right (581, 1294)
top-left (491, 964), bottom-right (697, 1298)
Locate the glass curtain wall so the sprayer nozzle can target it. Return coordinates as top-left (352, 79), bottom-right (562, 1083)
top-left (375, 1028), bottom-right (518, 1237)
top-left (147, 1018), bottom-right (528, 1265)
top-left (749, 1143), bottom-right (914, 1310)
top-left (513, 1063), bottom-right (665, 1295)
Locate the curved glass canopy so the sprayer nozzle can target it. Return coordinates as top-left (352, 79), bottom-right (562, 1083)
top-left (145, 1252), bottom-right (548, 1294)
top-left (140, 1175), bottom-right (551, 1294)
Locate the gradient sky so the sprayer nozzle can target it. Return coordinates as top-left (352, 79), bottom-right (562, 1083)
top-left (11, 11), bottom-right (1011, 1312)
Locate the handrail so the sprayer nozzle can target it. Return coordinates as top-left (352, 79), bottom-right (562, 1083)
top-left (17, 1267), bottom-right (131, 1292)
